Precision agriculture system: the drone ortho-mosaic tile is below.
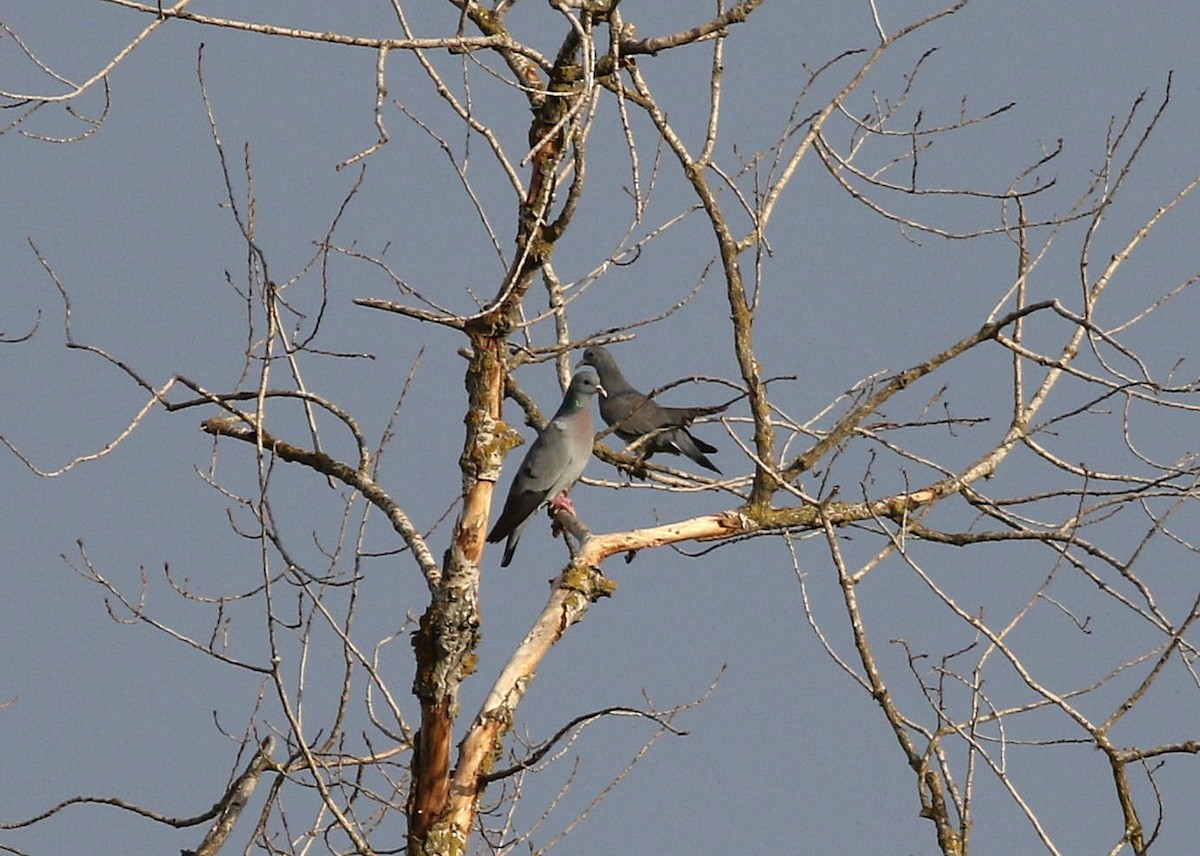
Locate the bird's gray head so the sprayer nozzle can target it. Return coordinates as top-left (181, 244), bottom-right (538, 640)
top-left (577, 345), bottom-right (613, 373)
top-left (571, 366), bottom-right (607, 398)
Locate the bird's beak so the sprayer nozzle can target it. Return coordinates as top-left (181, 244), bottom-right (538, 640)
top-left (596, 383), bottom-right (607, 398)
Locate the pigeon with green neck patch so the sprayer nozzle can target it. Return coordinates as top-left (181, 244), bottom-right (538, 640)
top-left (487, 368), bottom-right (607, 567)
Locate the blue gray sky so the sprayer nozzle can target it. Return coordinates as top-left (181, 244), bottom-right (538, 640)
top-left (4, 2), bottom-right (1200, 854)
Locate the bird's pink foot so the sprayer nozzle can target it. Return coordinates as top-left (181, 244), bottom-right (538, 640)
top-left (548, 492), bottom-right (576, 515)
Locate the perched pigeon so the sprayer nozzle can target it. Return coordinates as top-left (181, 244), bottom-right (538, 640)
top-left (577, 345), bottom-right (727, 474)
top-left (487, 367), bottom-right (606, 567)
